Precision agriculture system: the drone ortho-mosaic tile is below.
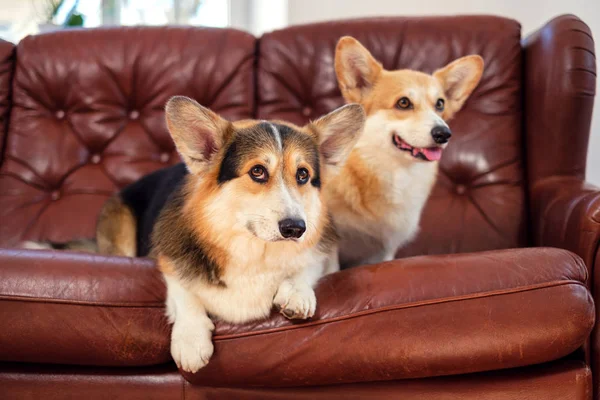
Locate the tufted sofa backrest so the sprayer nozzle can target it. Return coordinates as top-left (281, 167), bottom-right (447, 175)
top-left (257, 16), bottom-right (529, 257)
top-left (0, 27), bottom-right (255, 246)
top-left (0, 17), bottom-right (554, 254)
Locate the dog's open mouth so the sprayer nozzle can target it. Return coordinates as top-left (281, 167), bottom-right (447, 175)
top-left (392, 134), bottom-right (443, 161)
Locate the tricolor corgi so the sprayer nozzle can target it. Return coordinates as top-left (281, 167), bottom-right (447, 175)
top-left (24, 96), bottom-right (365, 372)
top-left (330, 37), bottom-right (484, 268)
top-left (155, 97), bottom-right (363, 372)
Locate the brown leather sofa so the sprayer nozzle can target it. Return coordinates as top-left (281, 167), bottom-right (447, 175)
top-left (0, 14), bottom-right (597, 399)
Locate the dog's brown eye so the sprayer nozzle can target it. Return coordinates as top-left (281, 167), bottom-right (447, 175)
top-left (396, 97), bottom-right (412, 110)
top-left (296, 168), bottom-right (310, 185)
top-left (249, 165), bottom-right (268, 183)
top-left (436, 98), bottom-right (445, 111)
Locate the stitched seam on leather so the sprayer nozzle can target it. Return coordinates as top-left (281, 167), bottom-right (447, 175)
top-left (207, 54), bottom-right (254, 107)
top-left (570, 28), bottom-right (594, 41)
top-left (213, 280), bottom-right (586, 340)
top-left (0, 295), bottom-right (164, 307)
top-left (1, 155), bottom-right (50, 189)
top-left (21, 201), bottom-right (53, 239)
top-left (466, 191), bottom-right (505, 238)
top-left (0, 280), bottom-right (586, 318)
top-left (468, 156), bottom-right (521, 182)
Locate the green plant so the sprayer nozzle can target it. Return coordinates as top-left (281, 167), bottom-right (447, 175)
top-left (65, 12), bottom-right (84, 27)
top-left (39, 0), bottom-right (85, 27)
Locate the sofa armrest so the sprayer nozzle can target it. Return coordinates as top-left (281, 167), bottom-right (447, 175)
top-left (523, 14), bottom-right (596, 184)
top-left (531, 177), bottom-right (600, 269)
top-left (531, 177), bottom-right (600, 388)
top-left (0, 249), bottom-right (170, 366)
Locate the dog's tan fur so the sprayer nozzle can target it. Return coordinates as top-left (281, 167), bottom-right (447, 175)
top-left (96, 195), bottom-right (137, 257)
top-left (22, 195), bottom-right (136, 256)
top-left (331, 37), bottom-right (484, 267)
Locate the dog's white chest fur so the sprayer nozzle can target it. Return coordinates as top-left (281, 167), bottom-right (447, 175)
top-left (331, 146), bottom-right (437, 268)
top-left (163, 236), bottom-right (328, 373)
top-left (195, 269), bottom-right (285, 322)
top-left (180, 241), bottom-right (326, 324)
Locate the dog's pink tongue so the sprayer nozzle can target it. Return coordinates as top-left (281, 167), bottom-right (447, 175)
top-left (421, 147), bottom-right (442, 161)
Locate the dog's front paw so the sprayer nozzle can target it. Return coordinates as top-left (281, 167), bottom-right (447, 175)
top-left (170, 323), bottom-right (214, 373)
top-left (274, 282), bottom-right (316, 320)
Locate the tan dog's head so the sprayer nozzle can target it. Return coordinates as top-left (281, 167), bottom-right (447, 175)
top-left (165, 96), bottom-right (364, 248)
top-left (335, 36), bottom-right (483, 163)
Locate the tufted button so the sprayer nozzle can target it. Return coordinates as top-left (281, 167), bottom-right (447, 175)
top-left (90, 154), bottom-right (101, 164)
top-left (301, 106), bottom-right (312, 117)
top-left (50, 191), bottom-right (60, 201)
top-left (55, 110), bottom-right (65, 119)
top-left (129, 110), bottom-right (140, 120)
top-left (160, 152), bottom-right (170, 163)
top-left (455, 184), bottom-right (467, 195)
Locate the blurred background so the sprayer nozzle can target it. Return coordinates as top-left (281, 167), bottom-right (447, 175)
top-left (0, 0), bottom-right (598, 184)
top-left (0, 0), bottom-right (288, 40)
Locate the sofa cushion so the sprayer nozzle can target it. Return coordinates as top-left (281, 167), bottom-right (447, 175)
top-left (0, 248), bottom-right (592, 386)
top-left (0, 27), bottom-right (255, 247)
top-left (256, 16), bottom-right (527, 257)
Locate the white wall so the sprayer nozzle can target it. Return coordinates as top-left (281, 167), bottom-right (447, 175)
top-left (247, 0), bottom-right (288, 36)
top-left (0, 0), bottom-right (46, 43)
top-left (287, 0), bottom-right (600, 185)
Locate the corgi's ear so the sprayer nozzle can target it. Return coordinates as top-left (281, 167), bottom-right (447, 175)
top-left (310, 104), bottom-right (365, 175)
top-left (335, 37), bottom-right (383, 103)
top-left (434, 55), bottom-right (484, 119)
top-left (165, 96), bottom-right (229, 174)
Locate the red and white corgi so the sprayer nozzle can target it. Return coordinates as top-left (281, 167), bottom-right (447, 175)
top-left (330, 37), bottom-right (484, 267)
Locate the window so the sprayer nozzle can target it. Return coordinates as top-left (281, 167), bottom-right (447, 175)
top-left (103, 0), bottom-right (230, 27)
top-left (0, 0), bottom-right (231, 43)
top-left (0, 0), bottom-right (286, 43)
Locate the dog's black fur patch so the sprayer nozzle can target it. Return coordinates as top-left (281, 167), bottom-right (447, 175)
top-left (276, 124), bottom-right (321, 188)
top-left (48, 242), bottom-right (69, 250)
top-left (116, 163), bottom-right (223, 284)
top-left (151, 185), bottom-right (224, 286)
top-left (217, 140), bottom-right (240, 183)
top-left (217, 124), bottom-right (277, 184)
top-left (119, 163), bottom-right (188, 257)
top-left (217, 122), bottom-right (322, 187)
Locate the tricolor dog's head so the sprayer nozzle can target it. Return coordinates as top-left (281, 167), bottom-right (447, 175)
top-left (335, 36), bottom-right (483, 163)
top-left (165, 96), bottom-right (364, 248)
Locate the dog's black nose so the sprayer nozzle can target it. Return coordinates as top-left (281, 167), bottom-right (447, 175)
top-left (431, 126), bottom-right (452, 144)
top-left (278, 218), bottom-right (306, 239)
